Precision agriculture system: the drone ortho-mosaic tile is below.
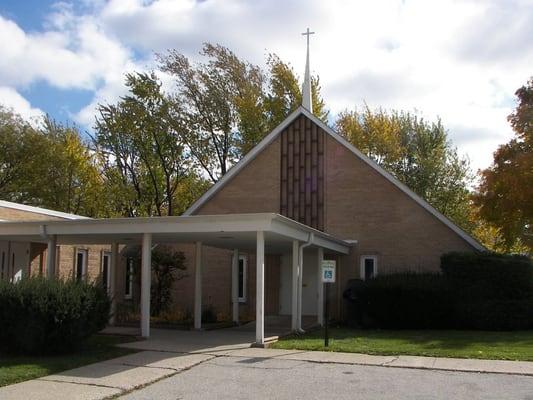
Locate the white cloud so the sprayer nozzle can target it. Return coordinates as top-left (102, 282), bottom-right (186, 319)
top-left (0, 87), bottom-right (44, 122)
top-left (0, 0), bottom-right (531, 172)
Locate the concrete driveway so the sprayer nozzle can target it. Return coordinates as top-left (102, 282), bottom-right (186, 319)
top-left (119, 355), bottom-right (533, 400)
top-left (2, 328), bottom-right (533, 400)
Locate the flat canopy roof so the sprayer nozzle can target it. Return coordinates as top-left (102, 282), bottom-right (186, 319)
top-left (0, 213), bottom-right (352, 254)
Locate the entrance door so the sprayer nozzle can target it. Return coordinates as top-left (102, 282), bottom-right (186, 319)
top-left (279, 254), bottom-right (292, 315)
top-left (301, 249), bottom-right (318, 316)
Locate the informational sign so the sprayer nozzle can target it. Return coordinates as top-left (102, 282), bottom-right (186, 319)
top-left (321, 260), bottom-right (336, 283)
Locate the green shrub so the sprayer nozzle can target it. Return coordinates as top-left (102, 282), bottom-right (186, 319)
top-left (356, 273), bottom-right (453, 329)
top-left (349, 253), bottom-right (533, 331)
top-left (0, 277), bottom-right (110, 355)
top-left (455, 298), bottom-right (533, 330)
top-left (441, 252), bottom-right (533, 300)
top-left (442, 251), bottom-right (533, 330)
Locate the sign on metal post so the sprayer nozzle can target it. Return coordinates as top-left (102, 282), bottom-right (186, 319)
top-left (321, 260), bottom-right (336, 283)
top-left (321, 260), bottom-right (336, 347)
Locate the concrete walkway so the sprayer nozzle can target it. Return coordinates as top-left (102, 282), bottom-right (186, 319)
top-left (1, 328), bottom-right (533, 399)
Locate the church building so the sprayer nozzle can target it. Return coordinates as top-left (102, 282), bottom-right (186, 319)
top-left (0, 32), bottom-right (482, 345)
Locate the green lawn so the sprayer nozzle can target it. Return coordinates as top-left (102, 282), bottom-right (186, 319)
top-left (272, 328), bottom-right (533, 361)
top-left (0, 335), bottom-right (138, 387)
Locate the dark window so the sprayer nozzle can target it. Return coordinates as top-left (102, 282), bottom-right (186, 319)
top-left (364, 258), bottom-right (375, 280)
top-left (102, 253), bottom-right (110, 291)
top-left (76, 250), bottom-right (86, 282)
top-left (238, 259), bottom-right (244, 299)
top-left (1, 251), bottom-right (4, 280)
top-left (125, 258), bottom-right (133, 298)
top-left (238, 256), bottom-right (247, 302)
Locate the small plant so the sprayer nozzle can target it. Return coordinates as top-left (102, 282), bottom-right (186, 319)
top-left (130, 245), bottom-right (187, 316)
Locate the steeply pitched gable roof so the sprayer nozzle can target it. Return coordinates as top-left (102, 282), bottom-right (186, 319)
top-left (184, 107), bottom-right (484, 251)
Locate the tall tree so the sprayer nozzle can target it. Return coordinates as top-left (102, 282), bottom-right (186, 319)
top-left (0, 107), bottom-right (42, 197)
top-left (158, 43), bottom-right (328, 183)
top-left (336, 106), bottom-right (473, 229)
top-left (31, 118), bottom-right (107, 216)
top-left (0, 108), bottom-right (108, 217)
top-left (474, 78), bottom-right (533, 252)
top-left (95, 72), bottom-right (201, 217)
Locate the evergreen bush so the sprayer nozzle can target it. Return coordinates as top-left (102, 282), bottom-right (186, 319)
top-left (0, 277), bottom-right (110, 355)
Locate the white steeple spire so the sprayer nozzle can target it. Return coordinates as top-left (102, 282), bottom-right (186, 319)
top-left (301, 27), bottom-right (315, 113)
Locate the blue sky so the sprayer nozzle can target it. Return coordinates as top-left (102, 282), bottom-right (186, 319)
top-left (0, 0), bottom-right (532, 172)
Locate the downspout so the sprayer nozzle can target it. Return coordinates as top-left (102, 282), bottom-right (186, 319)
top-left (297, 232), bottom-right (314, 333)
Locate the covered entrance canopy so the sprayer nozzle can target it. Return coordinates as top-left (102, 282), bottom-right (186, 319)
top-left (0, 213), bottom-right (351, 345)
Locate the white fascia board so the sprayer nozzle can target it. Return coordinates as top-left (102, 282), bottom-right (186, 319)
top-left (312, 235), bottom-right (351, 254)
top-left (0, 213), bottom-right (278, 237)
top-left (271, 215), bottom-right (351, 254)
top-left (183, 108), bottom-right (304, 215)
top-left (0, 200), bottom-right (90, 220)
top-left (297, 108), bottom-right (485, 252)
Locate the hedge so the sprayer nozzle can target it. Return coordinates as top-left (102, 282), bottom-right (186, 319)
top-left (349, 252), bottom-right (533, 331)
top-left (355, 273), bottom-right (453, 329)
top-left (441, 252), bottom-right (533, 300)
top-left (0, 278), bottom-right (110, 355)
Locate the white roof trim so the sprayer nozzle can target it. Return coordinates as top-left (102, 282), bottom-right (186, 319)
top-left (0, 200), bottom-right (90, 220)
top-left (0, 213), bottom-right (351, 254)
top-left (184, 106), bottom-right (484, 251)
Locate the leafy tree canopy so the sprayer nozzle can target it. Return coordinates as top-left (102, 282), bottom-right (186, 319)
top-left (157, 43), bottom-right (328, 182)
top-left (474, 78), bottom-right (533, 252)
top-left (0, 107), bottom-right (107, 217)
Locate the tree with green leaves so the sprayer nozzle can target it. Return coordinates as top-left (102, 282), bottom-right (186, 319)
top-left (149, 245), bottom-right (186, 316)
top-left (157, 43), bottom-right (328, 182)
top-left (336, 106), bottom-right (473, 229)
top-left (0, 107), bottom-right (42, 197)
top-left (474, 78), bottom-right (533, 252)
top-left (29, 118), bottom-right (108, 216)
top-left (0, 107), bottom-right (107, 217)
top-left (95, 72), bottom-right (204, 217)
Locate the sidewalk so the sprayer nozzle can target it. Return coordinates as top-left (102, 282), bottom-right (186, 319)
top-left (229, 347), bottom-right (533, 376)
top-left (1, 332), bottom-right (533, 400)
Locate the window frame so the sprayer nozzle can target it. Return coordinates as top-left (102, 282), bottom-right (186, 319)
top-left (238, 255), bottom-right (247, 303)
top-left (360, 255), bottom-right (378, 280)
top-left (125, 257), bottom-right (134, 300)
top-left (101, 251), bottom-right (111, 294)
top-left (75, 249), bottom-right (88, 282)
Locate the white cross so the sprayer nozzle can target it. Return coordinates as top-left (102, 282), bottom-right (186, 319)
top-left (301, 27), bottom-right (315, 48)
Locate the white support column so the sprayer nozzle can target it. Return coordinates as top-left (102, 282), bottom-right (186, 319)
top-left (317, 248), bottom-right (324, 326)
top-left (109, 242), bottom-right (119, 326)
top-left (291, 240), bottom-right (299, 331)
top-left (232, 248), bottom-right (239, 324)
top-left (194, 241), bottom-right (203, 330)
top-left (297, 246), bottom-right (304, 331)
top-left (46, 235), bottom-right (57, 279)
top-left (255, 231), bottom-right (265, 345)
top-left (140, 233), bottom-right (152, 338)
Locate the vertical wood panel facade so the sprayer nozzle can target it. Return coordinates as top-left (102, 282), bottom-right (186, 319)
top-left (280, 115), bottom-right (325, 231)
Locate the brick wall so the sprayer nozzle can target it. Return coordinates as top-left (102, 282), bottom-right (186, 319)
top-left (196, 136), bottom-right (281, 215)
top-left (0, 207), bottom-right (64, 221)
